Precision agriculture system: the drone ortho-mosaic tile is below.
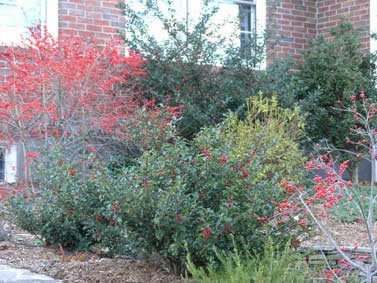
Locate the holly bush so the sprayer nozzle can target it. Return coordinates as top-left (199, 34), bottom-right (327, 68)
top-left (118, 96), bottom-right (309, 273)
top-left (119, 0), bottom-right (266, 139)
top-left (5, 147), bottom-right (126, 253)
top-left (297, 22), bottom-right (377, 181)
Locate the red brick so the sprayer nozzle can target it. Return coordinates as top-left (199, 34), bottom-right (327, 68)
top-left (69, 23), bottom-right (85, 30)
top-left (294, 16), bottom-right (306, 22)
top-left (319, 6), bottom-right (329, 13)
top-left (77, 17), bottom-right (93, 24)
top-left (69, 10), bottom-right (85, 16)
top-left (282, 3), bottom-right (294, 9)
top-left (330, 4), bottom-right (342, 10)
top-left (86, 25), bottom-right (102, 32)
top-left (61, 16), bottom-right (76, 22)
top-left (283, 14), bottom-right (295, 20)
top-left (325, 21), bottom-right (337, 28)
top-left (278, 19), bottom-right (290, 25)
top-left (77, 4), bottom-right (98, 11)
top-left (103, 27), bottom-right (117, 33)
top-left (95, 32), bottom-right (113, 39)
top-left (86, 12), bottom-right (102, 19)
top-left (326, 9), bottom-right (336, 17)
top-left (86, 0), bottom-right (99, 6)
top-left (292, 32), bottom-right (305, 38)
top-left (59, 9), bottom-right (68, 15)
top-left (94, 20), bottom-right (110, 26)
top-left (282, 25), bottom-right (295, 32)
top-left (295, 38), bottom-right (307, 44)
top-left (291, 21), bottom-right (304, 27)
top-left (350, 5), bottom-right (361, 12)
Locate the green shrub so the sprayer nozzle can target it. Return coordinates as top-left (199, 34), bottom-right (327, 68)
top-left (5, 147), bottom-right (128, 254)
top-left (119, 0), bottom-right (266, 139)
top-left (297, 21), bottom-right (377, 181)
top-left (118, 96), bottom-right (310, 273)
top-left (4, 103), bottom-right (182, 254)
top-left (210, 94), bottom-right (306, 183)
top-left (185, 238), bottom-right (310, 283)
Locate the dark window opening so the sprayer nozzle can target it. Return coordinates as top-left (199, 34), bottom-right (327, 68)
top-left (0, 150), bottom-right (5, 181)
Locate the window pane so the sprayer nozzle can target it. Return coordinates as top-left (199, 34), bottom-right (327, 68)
top-left (20, 0), bottom-right (43, 28)
top-left (0, 0), bottom-right (42, 33)
top-left (239, 3), bottom-right (255, 33)
top-left (213, 2), bottom-right (239, 38)
top-left (0, 0), bottom-right (18, 28)
top-left (240, 31), bottom-right (252, 58)
top-left (239, 2), bottom-right (255, 59)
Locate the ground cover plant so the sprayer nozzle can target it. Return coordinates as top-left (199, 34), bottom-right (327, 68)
top-left (331, 185), bottom-right (377, 223)
top-left (185, 238), bottom-right (310, 283)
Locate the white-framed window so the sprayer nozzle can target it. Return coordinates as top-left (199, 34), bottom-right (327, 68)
top-left (0, 0), bottom-right (58, 45)
top-left (370, 0), bottom-right (377, 53)
top-left (210, 0), bottom-right (266, 67)
top-left (129, 0), bottom-right (266, 67)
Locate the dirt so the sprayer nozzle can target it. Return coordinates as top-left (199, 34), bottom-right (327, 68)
top-left (302, 204), bottom-right (377, 248)
top-left (0, 220), bottom-right (183, 283)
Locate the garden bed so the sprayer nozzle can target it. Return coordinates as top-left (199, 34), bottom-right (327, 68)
top-left (0, 220), bottom-right (182, 283)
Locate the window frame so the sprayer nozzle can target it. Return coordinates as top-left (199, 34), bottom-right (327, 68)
top-left (0, 0), bottom-right (58, 46)
top-left (215, 0), bottom-right (266, 69)
top-left (370, 0), bottom-right (377, 53)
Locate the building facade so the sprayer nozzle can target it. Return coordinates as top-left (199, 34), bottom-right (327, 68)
top-left (267, 0), bottom-right (376, 64)
top-left (0, 0), bottom-right (375, 183)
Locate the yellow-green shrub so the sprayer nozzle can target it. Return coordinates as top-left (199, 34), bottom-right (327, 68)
top-left (198, 94), bottom-right (306, 183)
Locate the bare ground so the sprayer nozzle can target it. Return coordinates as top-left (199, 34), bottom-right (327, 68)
top-left (0, 220), bottom-right (182, 283)
top-left (302, 204), bottom-right (377, 248)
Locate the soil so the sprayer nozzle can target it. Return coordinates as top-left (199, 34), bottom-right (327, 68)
top-left (302, 204), bottom-right (377, 248)
top-left (0, 220), bottom-right (183, 283)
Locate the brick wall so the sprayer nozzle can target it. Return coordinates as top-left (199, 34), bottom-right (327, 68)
top-left (267, 0), bottom-right (371, 64)
top-left (316, 0), bottom-right (370, 50)
top-left (58, 0), bottom-right (125, 46)
top-left (0, 58), bottom-right (7, 84)
top-left (267, 0), bottom-right (317, 64)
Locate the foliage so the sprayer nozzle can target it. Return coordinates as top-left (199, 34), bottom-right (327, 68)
top-left (0, 27), bottom-right (146, 185)
top-left (252, 59), bottom-right (301, 110)
top-left (0, 26), bottom-right (185, 256)
top-left (296, 21), bottom-right (377, 180)
top-left (4, 146), bottom-right (128, 253)
top-left (185, 238), bottom-right (310, 283)
top-left (118, 96), bottom-right (309, 274)
top-left (3, 99), bottom-right (182, 252)
top-left (216, 94), bottom-right (306, 183)
top-left (119, 0), bottom-right (266, 139)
